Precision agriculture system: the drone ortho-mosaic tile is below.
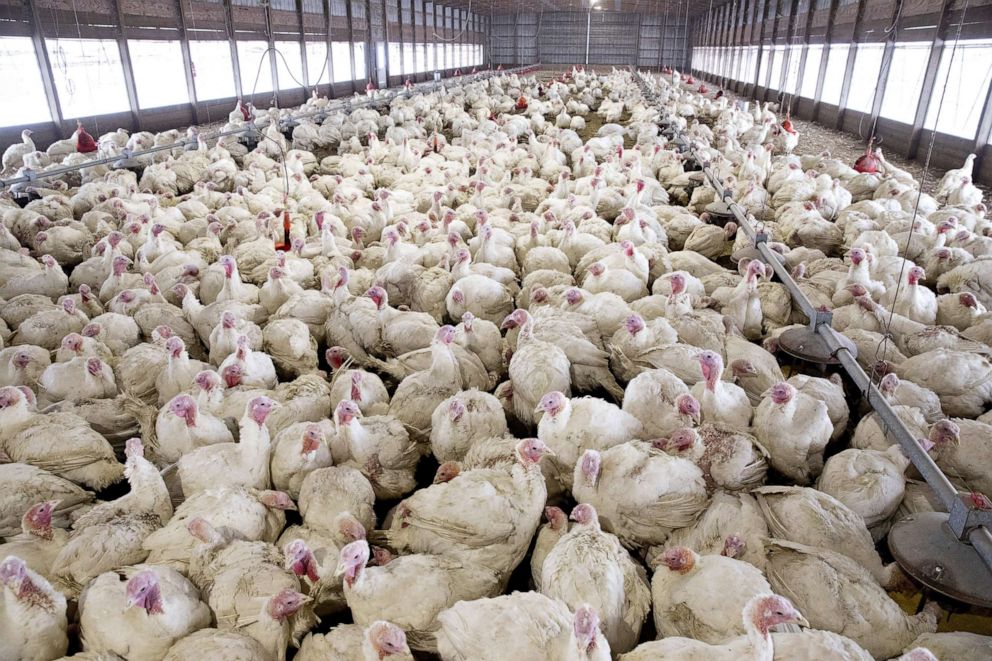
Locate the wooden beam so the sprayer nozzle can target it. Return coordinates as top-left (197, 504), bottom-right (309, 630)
top-left (835, 0), bottom-right (869, 130)
top-left (866, 0), bottom-right (905, 140)
top-left (812, 0), bottom-right (840, 122)
top-left (108, 0), bottom-right (141, 129)
top-left (175, 0), bottom-right (199, 125)
top-left (792, 0), bottom-right (817, 105)
top-left (907, 0), bottom-right (955, 159)
top-left (223, 0), bottom-right (243, 101)
top-left (26, 0), bottom-right (63, 125)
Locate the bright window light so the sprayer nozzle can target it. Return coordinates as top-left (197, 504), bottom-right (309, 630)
top-left (353, 42), bottom-right (366, 79)
top-left (416, 43), bottom-right (427, 73)
top-left (403, 43), bottom-right (414, 75)
top-left (238, 41), bottom-right (274, 95)
top-left (331, 42), bottom-right (353, 82)
top-left (925, 39), bottom-right (992, 138)
top-left (274, 40), bottom-right (305, 90)
top-left (880, 42), bottom-right (931, 124)
top-left (47, 38), bottom-right (130, 118)
top-left (189, 41), bottom-right (236, 101)
top-left (846, 43), bottom-right (884, 113)
top-left (800, 45), bottom-right (823, 98)
top-left (128, 40), bottom-right (189, 109)
top-left (769, 46), bottom-right (785, 90)
top-left (820, 44), bottom-right (850, 105)
top-left (388, 42), bottom-right (402, 75)
top-left (305, 41), bottom-right (329, 87)
top-left (0, 37), bottom-right (52, 127)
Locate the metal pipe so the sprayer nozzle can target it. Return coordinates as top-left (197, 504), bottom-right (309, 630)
top-left (0, 65), bottom-right (536, 190)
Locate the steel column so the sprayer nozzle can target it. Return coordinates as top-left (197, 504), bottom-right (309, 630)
top-left (867, 1), bottom-right (906, 139)
top-left (26, 0), bottom-right (63, 125)
top-left (777, 0), bottom-right (802, 101)
top-left (812, 0), bottom-right (840, 122)
top-left (108, 0), bottom-right (141, 129)
top-left (908, 0), bottom-right (955, 159)
top-left (322, 0), bottom-right (335, 96)
top-left (174, 0), bottom-right (199, 124)
top-left (296, 0), bottom-right (310, 93)
top-left (264, 0), bottom-right (279, 105)
top-left (835, 0), bottom-right (869, 130)
top-left (223, 0), bottom-right (243, 100)
top-left (762, 0), bottom-right (784, 100)
top-left (792, 0), bottom-right (817, 106)
top-left (751, 0), bottom-right (772, 96)
top-left (972, 79), bottom-right (992, 174)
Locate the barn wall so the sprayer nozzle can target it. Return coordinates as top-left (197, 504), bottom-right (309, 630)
top-left (687, 0), bottom-right (992, 185)
top-left (489, 10), bottom-right (690, 70)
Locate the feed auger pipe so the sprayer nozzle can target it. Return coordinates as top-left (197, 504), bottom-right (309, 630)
top-left (631, 71), bottom-right (992, 577)
top-left (0, 65), bottom-right (540, 190)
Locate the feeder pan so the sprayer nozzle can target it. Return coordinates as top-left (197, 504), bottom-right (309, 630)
top-left (704, 200), bottom-right (735, 226)
top-left (10, 187), bottom-right (39, 208)
top-left (777, 325), bottom-right (856, 365)
top-left (888, 512), bottom-right (992, 608)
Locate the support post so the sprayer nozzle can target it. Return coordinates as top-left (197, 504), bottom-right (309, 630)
top-left (777, 0), bottom-right (802, 101)
top-left (264, 0), bottom-right (279, 105)
top-left (396, 0), bottom-right (404, 78)
top-left (26, 0), bottom-right (64, 125)
top-left (751, 0), bottom-right (772, 97)
top-left (908, 0), bottom-right (955, 159)
top-left (792, 0), bottom-right (816, 106)
top-left (835, 0), bottom-right (869, 130)
top-left (297, 0), bottom-right (310, 93)
top-left (175, 0), bottom-right (199, 124)
top-left (971, 80), bottom-right (992, 174)
top-left (223, 0), bottom-right (243, 101)
top-left (323, 0), bottom-right (335, 96)
top-left (867, 1), bottom-right (906, 139)
top-left (812, 0), bottom-right (840, 122)
top-left (762, 0), bottom-right (783, 100)
top-left (108, 0), bottom-right (141, 129)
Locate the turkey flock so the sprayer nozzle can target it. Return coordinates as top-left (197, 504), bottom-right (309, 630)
top-left (0, 65), bottom-right (991, 661)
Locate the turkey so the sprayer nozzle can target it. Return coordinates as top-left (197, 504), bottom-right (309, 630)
top-left (78, 565), bottom-right (211, 661)
top-left (539, 504), bottom-right (650, 655)
top-left (162, 629), bottom-right (271, 661)
top-left (619, 594), bottom-right (808, 661)
top-left (372, 439), bottom-right (552, 585)
top-left (651, 545), bottom-right (774, 644)
top-left (764, 540), bottom-right (938, 659)
top-left (752, 382), bottom-right (832, 484)
top-left (754, 485), bottom-right (906, 589)
top-left (337, 539), bottom-right (500, 651)
top-left (536, 391), bottom-right (642, 493)
top-left (0, 555), bottom-right (69, 661)
top-left (435, 592), bottom-right (611, 661)
top-left (572, 442), bottom-right (708, 548)
top-left (296, 621), bottom-right (414, 661)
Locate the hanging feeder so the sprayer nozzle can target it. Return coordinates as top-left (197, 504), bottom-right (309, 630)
top-left (889, 511), bottom-right (992, 608)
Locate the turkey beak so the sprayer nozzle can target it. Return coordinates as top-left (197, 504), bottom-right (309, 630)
top-left (793, 614), bottom-right (810, 629)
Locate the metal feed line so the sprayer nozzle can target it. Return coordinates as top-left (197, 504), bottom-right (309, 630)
top-left (633, 71), bottom-right (992, 604)
top-left (0, 64), bottom-right (539, 191)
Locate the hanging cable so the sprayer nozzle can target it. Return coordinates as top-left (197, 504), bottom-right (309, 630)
top-left (870, 0), bottom-right (971, 389)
